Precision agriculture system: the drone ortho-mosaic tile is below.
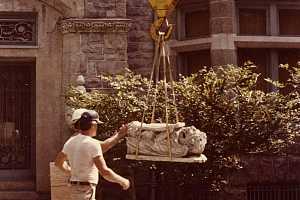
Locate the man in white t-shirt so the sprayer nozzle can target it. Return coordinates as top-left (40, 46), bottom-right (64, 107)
top-left (70, 108), bottom-right (127, 153)
top-left (55, 110), bottom-right (130, 200)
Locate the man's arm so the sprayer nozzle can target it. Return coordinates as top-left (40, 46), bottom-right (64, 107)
top-left (100, 124), bottom-right (128, 153)
top-left (100, 132), bottom-right (122, 153)
top-left (93, 155), bottom-right (130, 190)
top-left (54, 152), bottom-right (71, 176)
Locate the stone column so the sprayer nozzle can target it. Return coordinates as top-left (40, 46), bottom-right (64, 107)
top-left (210, 0), bottom-right (237, 66)
top-left (58, 1), bottom-right (130, 146)
top-left (127, 0), bottom-right (154, 75)
top-left (59, 0), bottom-right (130, 89)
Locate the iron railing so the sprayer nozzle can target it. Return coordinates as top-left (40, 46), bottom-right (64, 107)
top-left (247, 184), bottom-right (300, 200)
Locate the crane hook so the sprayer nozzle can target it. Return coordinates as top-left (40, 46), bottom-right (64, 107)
top-left (149, 0), bottom-right (179, 41)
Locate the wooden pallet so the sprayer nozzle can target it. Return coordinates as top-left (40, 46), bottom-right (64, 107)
top-left (126, 154), bottom-right (207, 163)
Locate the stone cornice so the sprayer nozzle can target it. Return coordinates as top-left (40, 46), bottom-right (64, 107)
top-left (59, 18), bottom-right (131, 34)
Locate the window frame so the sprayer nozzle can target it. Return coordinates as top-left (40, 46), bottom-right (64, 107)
top-left (237, 48), bottom-right (273, 91)
top-left (277, 6), bottom-right (300, 37)
top-left (176, 1), bottom-right (210, 41)
top-left (236, 5), bottom-right (270, 36)
top-left (177, 49), bottom-right (211, 76)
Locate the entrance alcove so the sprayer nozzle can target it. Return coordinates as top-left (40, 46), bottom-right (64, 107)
top-left (0, 0), bottom-right (67, 199)
top-left (0, 58), bottom-right (36, 177)
top-left (0, 59), bottom-right (37, 199)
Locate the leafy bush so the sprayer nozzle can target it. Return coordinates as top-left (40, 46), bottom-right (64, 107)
top-left (65, 64), bottom-right (299, 190)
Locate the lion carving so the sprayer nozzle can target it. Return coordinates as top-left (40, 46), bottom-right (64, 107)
top-left (126, 121), bottom-right (207, 158)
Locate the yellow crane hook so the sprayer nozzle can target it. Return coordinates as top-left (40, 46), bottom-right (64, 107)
top-left (149, 0), bottom-right (179, 41)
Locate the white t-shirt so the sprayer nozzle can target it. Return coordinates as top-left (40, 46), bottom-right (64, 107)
top-left (62, 134), bottom-right (102, 184)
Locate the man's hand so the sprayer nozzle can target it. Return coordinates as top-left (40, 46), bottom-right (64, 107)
top-left (100, 124), bottom-right (128, 153)
top-left (121, 178), bottom-right (130, 190)
top-left (54, 152), bottom-right (71, 176)
top-left (94, 156), bottom-right (130, 190)
top-left (117, 124), bottom-right (128, 139)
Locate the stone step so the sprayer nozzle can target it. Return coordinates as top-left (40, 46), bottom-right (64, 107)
top-left (0, 180), bottom-right (35, 191)
top-left (0, 191), bottom-right (38, 200)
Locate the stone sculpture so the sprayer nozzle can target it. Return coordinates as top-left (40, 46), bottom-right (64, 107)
top-left (126, 121), bottom-right (207, 158)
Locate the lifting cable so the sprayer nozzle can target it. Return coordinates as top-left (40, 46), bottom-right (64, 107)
top-left (135, 29), bottom-right (179, 159)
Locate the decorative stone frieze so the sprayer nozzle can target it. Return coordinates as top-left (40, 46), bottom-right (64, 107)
top-left (0, 12), bottom-right (37, 45)
top-left (59, 18), bottom-right (131, 34)
top-left (0, 20), bottom-right (35, 43)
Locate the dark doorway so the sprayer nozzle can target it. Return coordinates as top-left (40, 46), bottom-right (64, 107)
top-left (0, 58), bottom-right (35, 181)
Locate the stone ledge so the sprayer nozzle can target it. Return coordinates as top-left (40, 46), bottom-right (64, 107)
top-left (0, 191), bottom-right (38, 200)
top-left (0, 45), bottom-right (39, 49)
top-left (168, 38), bottom-right (211, 52)
top-left (235, 36), bottom-right (300, 48)
top-left (59, 18), bottom-right (131, 34)
top-left (0, 180), bottom-right (35, 191)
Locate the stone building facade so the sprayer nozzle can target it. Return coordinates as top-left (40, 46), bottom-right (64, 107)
top-left (0, 0), bottom-right (133, 199)
top-left (0, 0), bottom-right (299, 199)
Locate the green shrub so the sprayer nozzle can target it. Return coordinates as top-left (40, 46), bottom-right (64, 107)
top-left (65, 64), bottom-right (299, 190)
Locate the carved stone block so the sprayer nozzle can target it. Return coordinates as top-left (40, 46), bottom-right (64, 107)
top-left (126, 121), bottom-right (207, 158)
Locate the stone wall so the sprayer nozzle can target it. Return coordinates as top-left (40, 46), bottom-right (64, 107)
top-left (60, 0), bottom-right (130, 89)
top-left (67, 0), bottom-right (155, 77)
top-left (61, 0), bottom-right (156, 81)
top-left (127, 0), bottom-right (154, 75)
top-left (222, 142), bottom-right (300, 200)
top-left (85, 0), bottom-right (126, 18)
top-left (82, 32), bottom-right (129, 88)
top-left (60, 19), bottom-right (130, 89)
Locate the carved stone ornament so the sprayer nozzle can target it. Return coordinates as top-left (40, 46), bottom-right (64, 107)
top-left (126, 121), bottom-right (207, 158)
top-left (0, 12), bottom-right (37, 45)
top-left (59, 18), bottom-right (131, 34)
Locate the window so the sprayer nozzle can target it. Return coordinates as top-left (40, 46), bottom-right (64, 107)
top-left (278, 49), bottom-right (300, 94)
top-left (238, 48), bottom-right (269, 91)
top-left (238, 8), bottom-right (267, 35)
top-left (238, 48), bottom-right (300, 93)
top-left (179, 50), bottom-right (211, 76)
top-left (279, 9), bottom-right (300, 36)
top-left (185, 10), bottom-right (209, 39)
top-left (235, 1), bottom-right (300, 93)
top-left (0, 12), bottom-right (37, 46)
top-left (177, 0), bottom-right (210, 40)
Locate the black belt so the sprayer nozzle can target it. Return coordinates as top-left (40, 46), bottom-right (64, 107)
top-left (70, 181), bottom-right (93, 186)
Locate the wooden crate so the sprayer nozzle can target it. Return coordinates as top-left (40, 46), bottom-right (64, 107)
top-left (49, 162), bottom-right (71, 200)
